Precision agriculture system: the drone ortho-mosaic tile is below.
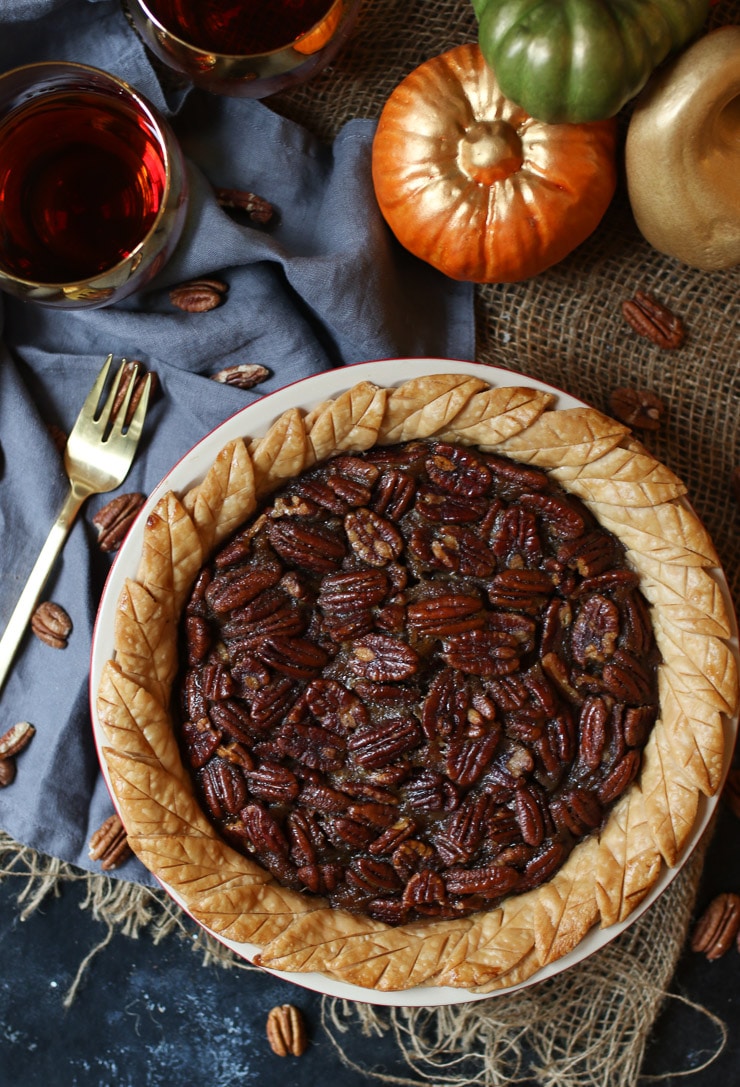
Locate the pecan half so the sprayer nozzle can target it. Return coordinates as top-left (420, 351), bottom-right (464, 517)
top-left (31, 601), bottom-right (72, 649)
top-left (0, 720), bottom-right (35, 758)
top-left (88, 813), bottom-right (132, 870)
top-left (0, 759), bottom-right (16, 787)
top-left (690, 893), bottom-right (740, 960)
top-left (215, 187), bottom-right (274, 223)
top-left (609, 387), bottom-right (665, 431)
top-left (622, 290), bottom-right (685, 349)
top-left (265, 1004), bottom-right (308, 1057)
top-left (211, 363), bottom-right (270, 389)
top-left (169, 278), bottom-right (228, 313)
top-left (92, 492), bottom-right (146, 552)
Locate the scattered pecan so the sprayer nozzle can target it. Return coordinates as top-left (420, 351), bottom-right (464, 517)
top-left (690, 893), bottom-right (740, 960)
top-left (169, 278), bottom-right (228, 313)
top-left (214, 187), bottom-right (274, 223)
top-left (30, 601), bottom-right (72, 649)
top-left (210, 363), bottom-right (270, 389)
top-left (265, 1004), bottom-right (308, 1057)
top-left (609, 386), bottom-right (666, 431)
top-left (47, 423), bottom-right (67, 455)
top-left (88, 813), bottom-right (132, 870)
top-left (0, 759), bottom-right (16, 787)
top-left (111, 361), bottom-right (159, 425)
top-left (0, 720), bottom-right (36, 758)
top-left (622, 289), bottom-right (685, 349)
top-left (92, 492), bottom-right (146, 552)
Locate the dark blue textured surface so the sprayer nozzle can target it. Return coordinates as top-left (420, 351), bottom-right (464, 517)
top-left (1, 795), bottom-right (738, 1087)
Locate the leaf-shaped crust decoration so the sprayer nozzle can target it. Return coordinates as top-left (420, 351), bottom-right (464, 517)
top-left (590, 501), bottom-right (720, 568)
top-left (630, 552), bottom-right (733, 638)
top-left (658, 669), bottom-right (726, 796)
top-left (550, 447), bottom-right (686, 507)
top-left (434, 897), bottom-right (536, 988)
top-left (594, 788), bottom-right (662, 927)
top-left (182, 437), bottom-right (256, 556)
top-left (528, 837), bottom-right (600, 965)
top-left (136, 492), bottom-right (203, 618)
top-left (496, 407), bottom-right (630, 467)
top-left (97, 661), bottom-right (181, 773)
top-left (259, 910), bottom-right (472, 990)
top-left (305, 381), bottom-right (389, 462)
top-left (380, 374), bottom-right (490, 443)
top-left (654, 615), bottom-right (738, 717)
top-left (249, 407), bottom-right (312, 497)
top-left (111, 579), bottom-right (176, 705)
top-left (434, 385), bottom-right (554, 448)
top-left (640, 718), bottom-right (700, 866)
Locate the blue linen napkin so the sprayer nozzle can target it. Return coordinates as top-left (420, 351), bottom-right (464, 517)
top-left (0, 0), bottom-right (474, 884)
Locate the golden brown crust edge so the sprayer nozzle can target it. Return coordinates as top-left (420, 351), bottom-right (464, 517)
top-left (95, 374), bottom-right (738, 993)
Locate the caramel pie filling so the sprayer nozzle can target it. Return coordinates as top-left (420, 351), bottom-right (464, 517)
top-left (177, 441), bottom-right (660, 925)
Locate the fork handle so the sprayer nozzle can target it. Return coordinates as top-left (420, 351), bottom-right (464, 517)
top-left (0, 482), bottom-right (88, 696)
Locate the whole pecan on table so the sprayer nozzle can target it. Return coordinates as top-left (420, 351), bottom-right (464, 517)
top-left (622, 289), bottom-right (686, 349)
top-left (0, 721), bottom-right (35, 788)
top-left (690, 892), bottom-right (740, 960)
top-left (265, 1004), bottom-right (308, 1057)
top-left (609, 387), bottom-right (666, 431)
top-left (214, 187), bottom-right (274, 224)
top-left (88, 813), bottom-right (132, 871)
top-left (169, 278), bottom-right (229, 313)
top-left (30, 601), bottom-right (72, 649)
top-left (92, 492), bottom-right (147, 553)
top-left (210, 363), bottom-right (270, 390)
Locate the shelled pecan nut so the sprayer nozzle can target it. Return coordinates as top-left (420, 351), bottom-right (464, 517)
top-left (0, 758), bottom-right (17, 787)
top-left (214, 187), bottom-right (274, 223)
top-left (609, 386), bottom-right (666, 431)
top-left (111, 361), bottom-right (159, 425)
top-left (30, 601), bottom-right (72, 649)
top-left (265, 1004), bottom-right (308, 1057)
top-left (690, 892), bottom-right (740, 960)
top-left (169, 278), bottom-right (228, 313)
top-left (0, 720), bottom-right (36, 758)
top-left (88, 813), bottom-right (132, 871)
top-left (210, 363), bottom-right (270, 389)
top-left (92, 492), bottom-right (147, 552)
top-left (622, 289), bottom-right (685, 349)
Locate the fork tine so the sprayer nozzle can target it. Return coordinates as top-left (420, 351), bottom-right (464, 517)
top-left (95, 360), bottom-right (129, 434)
top-left (73, 353), bottom-right (114, 428)
top-left (110, 370), bottom-right (152, 445)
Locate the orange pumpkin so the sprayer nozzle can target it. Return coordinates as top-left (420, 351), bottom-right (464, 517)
top-left (371, 44), bottom-right (618, 283)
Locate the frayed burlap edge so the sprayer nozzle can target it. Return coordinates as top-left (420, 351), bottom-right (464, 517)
top-left (0, 831), bottom-right (257, 1008)
top-left (1, 828), bottom-right (725, 1086)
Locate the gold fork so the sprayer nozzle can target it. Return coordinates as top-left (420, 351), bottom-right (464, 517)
top-left (0, 354), bottom-right (151, 695)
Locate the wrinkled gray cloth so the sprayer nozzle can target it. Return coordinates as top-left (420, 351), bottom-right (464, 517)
top-left (0, 0), bottom-right (474, 883)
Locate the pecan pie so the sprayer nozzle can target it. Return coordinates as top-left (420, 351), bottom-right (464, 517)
top-left (177, 439), bottom-right (660, 927)
top-left (96, 374), bottom-right (738, 992)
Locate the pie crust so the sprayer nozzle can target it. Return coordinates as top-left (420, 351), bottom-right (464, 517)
top-left (96, 374), bottom-right (738, 992)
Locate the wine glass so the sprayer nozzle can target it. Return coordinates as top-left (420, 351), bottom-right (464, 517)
top-left (0, 62), bottom-right (188, 309)
top-left (125, 0), bottom-right (362, 98)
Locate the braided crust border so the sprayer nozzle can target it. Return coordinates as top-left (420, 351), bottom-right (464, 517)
top-left (96, 374), bottom-right (738, 992)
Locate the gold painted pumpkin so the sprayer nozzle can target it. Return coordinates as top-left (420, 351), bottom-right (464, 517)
top-left (371, 43), bottom-right (618, 283)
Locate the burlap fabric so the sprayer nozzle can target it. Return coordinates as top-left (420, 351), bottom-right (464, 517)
top-left (3, 2), bottom-right (738, 1084)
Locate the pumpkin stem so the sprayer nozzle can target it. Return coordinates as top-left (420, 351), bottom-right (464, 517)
top-left (458, 120), bottom-right (523, 185)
